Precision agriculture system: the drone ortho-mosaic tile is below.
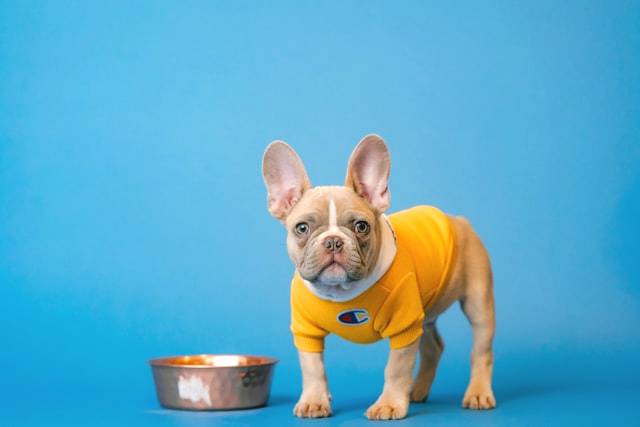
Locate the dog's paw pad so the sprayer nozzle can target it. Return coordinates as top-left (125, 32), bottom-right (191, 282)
top-left (293, 399), bottom-right (332, 418)
top-left (365, 401), bottom-right (408, 420)
top-left (462, 386), bottom-right (496, 410)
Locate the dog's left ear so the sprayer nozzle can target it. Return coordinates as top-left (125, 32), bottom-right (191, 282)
top-left (345, 134), bottom-right (391, 213)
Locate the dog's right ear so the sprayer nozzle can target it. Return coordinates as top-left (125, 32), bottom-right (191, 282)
top-left (262, 141), bottom-right (311, 221)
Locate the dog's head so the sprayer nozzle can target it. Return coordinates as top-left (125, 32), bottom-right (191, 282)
top-left (262, 135), bottom-right (391, 290)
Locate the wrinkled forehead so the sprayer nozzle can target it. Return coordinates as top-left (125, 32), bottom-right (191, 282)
top-left (286, 186), bottom-right (376, 226)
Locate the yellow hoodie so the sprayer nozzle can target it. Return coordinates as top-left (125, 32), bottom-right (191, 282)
top-left (290, 205), bottom-right (457, 352)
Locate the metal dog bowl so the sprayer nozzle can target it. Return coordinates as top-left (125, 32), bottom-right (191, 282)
top-left (149, 354), bottom-right (277, 410)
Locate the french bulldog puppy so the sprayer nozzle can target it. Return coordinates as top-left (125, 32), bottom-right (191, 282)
top-left (262, 135), bottom-right (496, 420)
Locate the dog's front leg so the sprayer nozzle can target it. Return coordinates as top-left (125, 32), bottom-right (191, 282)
top-left (366, 339), bottom-right (419, 420)
top-left (293, 351), bottom-right (332, 418)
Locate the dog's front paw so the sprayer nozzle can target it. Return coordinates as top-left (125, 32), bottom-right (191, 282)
top-left (462, 383), bottom-right (496, 410)
top-left (293, 392), bottom-right (332, 418)
top-left (365, 399), bottom-right (408, 420)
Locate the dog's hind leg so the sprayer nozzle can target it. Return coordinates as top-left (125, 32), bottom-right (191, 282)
top-left (459, 225), bottom-right (497, 410)
top-left (410, 321), bottom-right (444, 402)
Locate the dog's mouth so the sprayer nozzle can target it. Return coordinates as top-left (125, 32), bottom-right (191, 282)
top-left (313, 259), bottom-right (364, 288)
top-left (321, 261), bottom-right (345, 275)
top-left (297, 243), bottom-right (366, 287)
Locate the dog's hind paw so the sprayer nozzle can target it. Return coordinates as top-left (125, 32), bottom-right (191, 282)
top-left (410, 379), bottom-right (431, 402)
top-left (410, 388), bottom-right (429, 403)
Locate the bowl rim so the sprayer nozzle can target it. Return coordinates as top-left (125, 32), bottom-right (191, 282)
top-left (148, 353), bottom-right (279, 369)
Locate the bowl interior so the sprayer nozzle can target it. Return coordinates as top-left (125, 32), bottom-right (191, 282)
top-left (149, 354), bottom-right (277, 368)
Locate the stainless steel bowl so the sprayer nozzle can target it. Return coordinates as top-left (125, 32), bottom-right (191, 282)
top-left (149, 354), bottom-right (278, 410)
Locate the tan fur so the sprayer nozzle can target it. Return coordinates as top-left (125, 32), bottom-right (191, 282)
top-left (285, 186), bottom-right (382, 285)
top-left (296, 216), bottom-right (496, 419)
top-left (293, 352), bottom-right (332, 418)
top-left (409, 216), bottom-right (496, 410)
top-left (262, 136), bottom-right (496, 420)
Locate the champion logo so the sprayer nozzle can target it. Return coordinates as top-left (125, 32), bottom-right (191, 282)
top-left (337, 309), bottom-right (369, 325)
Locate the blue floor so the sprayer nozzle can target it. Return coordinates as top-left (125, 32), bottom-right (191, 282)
top-left (4, 348), bottom-right (639, 427)
top-left (5, 383), bottom-right (638, 426)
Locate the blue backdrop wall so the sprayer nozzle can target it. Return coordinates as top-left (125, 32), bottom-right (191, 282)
top-left (1, 1), bottom-right (638, 426)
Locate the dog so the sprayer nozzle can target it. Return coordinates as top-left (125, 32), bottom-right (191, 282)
top-left (261, 135), bottom-right (496, 420)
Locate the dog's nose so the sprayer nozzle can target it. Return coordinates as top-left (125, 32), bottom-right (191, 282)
top-left (323, 236), bottom-right (344, 253)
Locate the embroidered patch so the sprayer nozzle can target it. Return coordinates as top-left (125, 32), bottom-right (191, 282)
top-left (337, 309), bottom-right (370, 325)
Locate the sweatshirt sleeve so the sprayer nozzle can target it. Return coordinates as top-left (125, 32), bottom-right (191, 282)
top-left (373, 272), bottom-right (425, 349)
top-left (290, 279), bottom-right (328, 352)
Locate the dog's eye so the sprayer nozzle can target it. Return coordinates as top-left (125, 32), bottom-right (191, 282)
top-left (354, 220), bottom-right (370, 234)
top-left (295, 222), bottom-right (310, 235)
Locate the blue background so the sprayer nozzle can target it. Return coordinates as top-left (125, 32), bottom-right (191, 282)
top-left (1, 1), bottom-right (639, 426)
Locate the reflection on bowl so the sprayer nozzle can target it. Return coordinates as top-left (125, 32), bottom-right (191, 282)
top-left (149, 354), bottom-right (278, 410)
